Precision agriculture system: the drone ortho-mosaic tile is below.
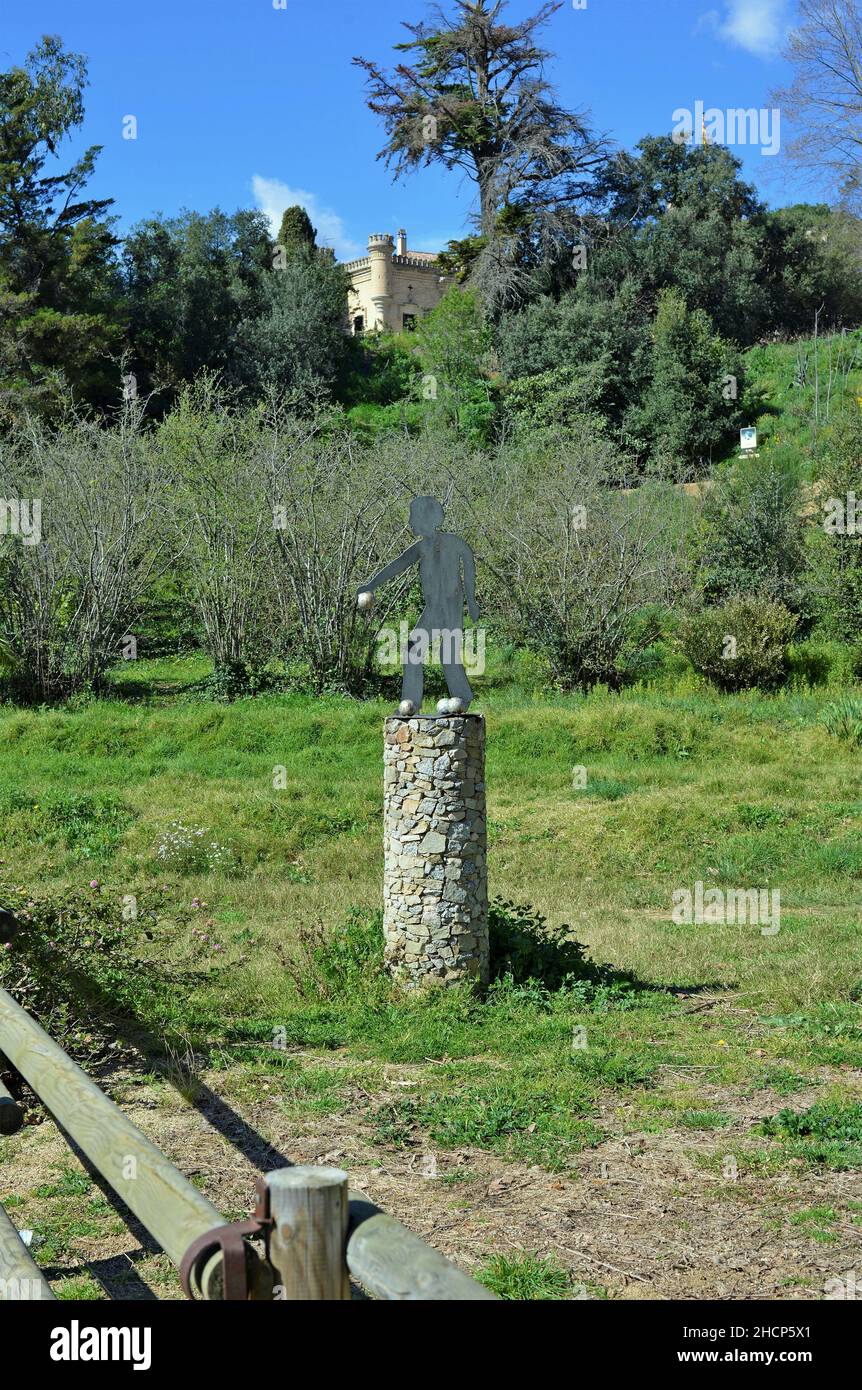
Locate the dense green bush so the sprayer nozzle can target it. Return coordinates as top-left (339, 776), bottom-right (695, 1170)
top-left (680, 596), bottom-right (797, 691)
top-left (698, 457), bottom-right (807, 614)
top-left (502, 368), bottom-right (608, 434)
top-left (341, 337), bottom-right (422, 409)
top-left (412, 287), bottom-right (498, 444)
top-left (626, 289), bottom-right (742, 472)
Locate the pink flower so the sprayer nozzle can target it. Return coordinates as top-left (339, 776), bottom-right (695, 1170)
top-left (89, 879), bottom-right (100, 890)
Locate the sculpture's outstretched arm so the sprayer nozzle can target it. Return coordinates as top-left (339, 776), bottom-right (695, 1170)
top-left (358, 541), bottom-right (421, 594)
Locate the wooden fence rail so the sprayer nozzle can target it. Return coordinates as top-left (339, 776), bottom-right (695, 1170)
top-left (0, 988), bottom-right (496, 1302)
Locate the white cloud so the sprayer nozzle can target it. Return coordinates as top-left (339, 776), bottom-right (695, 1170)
top-left (251, 176), bottom-right (362, 260)
top-left (700, 0), bottom-right (790, 58)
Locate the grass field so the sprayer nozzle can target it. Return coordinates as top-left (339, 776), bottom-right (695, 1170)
top-left (2, 661), bottom-right (862, 1299)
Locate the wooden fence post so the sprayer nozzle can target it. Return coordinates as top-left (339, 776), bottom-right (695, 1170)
top-left (266, 1167), bottom-right (350, 1300)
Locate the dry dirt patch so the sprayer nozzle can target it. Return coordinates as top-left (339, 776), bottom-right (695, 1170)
top-left (2, 1056), bottom-right (860, 1300)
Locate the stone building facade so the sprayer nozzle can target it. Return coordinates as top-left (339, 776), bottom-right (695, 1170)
top-left (343, 230), bottom-right (452, 335)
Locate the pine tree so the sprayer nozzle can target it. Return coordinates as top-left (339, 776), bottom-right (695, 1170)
top-left (277, 205), bottom-right (317, 255)
top-left (0, 36), bottom-right (122, 419)
top-left (354, 1), bottom-right (605, 313)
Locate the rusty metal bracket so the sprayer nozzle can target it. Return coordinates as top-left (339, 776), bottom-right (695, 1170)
top-left (180, 1175), bottom-right (274, 1301)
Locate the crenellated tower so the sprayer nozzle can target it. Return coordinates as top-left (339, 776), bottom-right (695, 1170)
top-left (367, 233), bottom-right (394, 330)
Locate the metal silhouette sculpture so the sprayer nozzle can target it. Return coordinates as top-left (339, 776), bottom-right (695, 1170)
top-left (357, 496), bottom-right (479, 714)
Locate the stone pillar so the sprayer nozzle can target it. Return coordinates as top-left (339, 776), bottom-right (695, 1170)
top-left (383, 715), bottom-right (488, 987)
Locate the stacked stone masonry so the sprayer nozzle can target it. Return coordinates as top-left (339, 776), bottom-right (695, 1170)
top-left (383, 714), bottom-right (488, 986)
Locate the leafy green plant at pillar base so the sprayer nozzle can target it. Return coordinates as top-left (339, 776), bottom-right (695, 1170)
top-left (487, 899), bottom-right (593, 989)
top-left (283, 908), bottom-right (387, 1003)
top-left (283, 899), bottom-right (610, 1003)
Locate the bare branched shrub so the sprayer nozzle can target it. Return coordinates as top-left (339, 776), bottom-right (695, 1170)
top-left (0, 402), bottom-right (167, 701)
top-left (255, 413), bottom-right (490, 692)
top-left (156, 379), bottom-right (279, 688)
top-left (255, 400), bottom-right (404, 691)
top-left (471, 426), bottom-right (689, 688)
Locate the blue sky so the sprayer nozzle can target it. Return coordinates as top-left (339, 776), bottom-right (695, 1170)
top-left (3, 0), bottom-right (811, 259)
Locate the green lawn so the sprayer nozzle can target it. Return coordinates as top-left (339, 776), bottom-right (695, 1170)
top-left (2, 666), bottom-right (861, 1044)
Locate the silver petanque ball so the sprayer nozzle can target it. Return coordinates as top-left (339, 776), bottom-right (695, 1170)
top-left (398, 699), bottom-right (416, 717)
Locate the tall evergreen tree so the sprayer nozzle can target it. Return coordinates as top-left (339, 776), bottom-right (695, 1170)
top-left (628, 288), bottom-right (741, 472)
top-left (277, 205), bottom-right (317, 255)
top-left (593, 137), bottom-right (768, 343)
top-left (355, 0), bottom-right (606, 313)
top-left (0, 36), bottom-right (122, 420)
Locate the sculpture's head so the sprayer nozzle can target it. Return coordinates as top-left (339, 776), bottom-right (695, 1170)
top-left (409, 495), bottom-right (444, 537)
